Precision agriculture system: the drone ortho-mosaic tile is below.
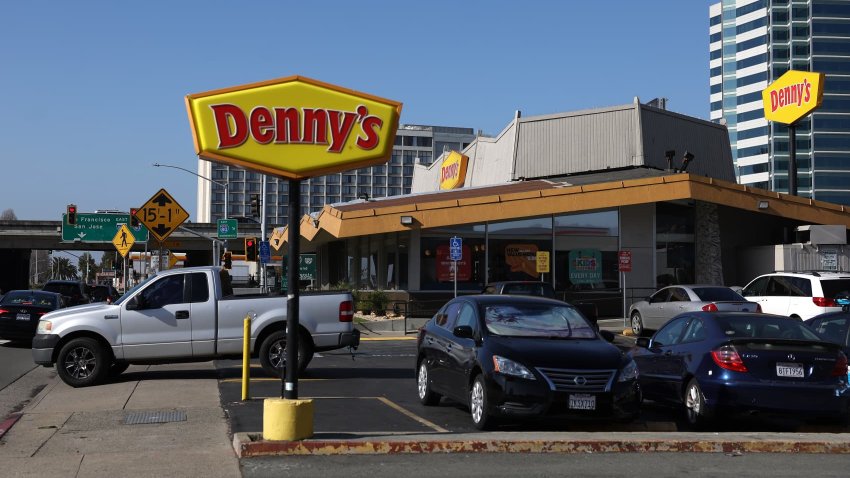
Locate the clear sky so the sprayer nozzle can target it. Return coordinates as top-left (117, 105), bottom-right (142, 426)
top-left (2, 0), bottom-right (716, 221)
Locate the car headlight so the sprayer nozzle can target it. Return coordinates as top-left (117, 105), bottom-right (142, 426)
top-left (492, 355), bottom-right (536, 380)
top-left (36, 320), bottom-right (52, 334)
top-left (618, 358), bottom-right (639, 382)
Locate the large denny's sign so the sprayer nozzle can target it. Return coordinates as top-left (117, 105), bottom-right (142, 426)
top-left (762, 70), bottom-right (824, 125)
top-left (439, 151), bottom-right (469, 190)
top-left (186, 76), bottom-right (402, 179)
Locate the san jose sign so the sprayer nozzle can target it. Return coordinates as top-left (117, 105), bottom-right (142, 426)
top-left (185, 76), bottom-right (402, 179)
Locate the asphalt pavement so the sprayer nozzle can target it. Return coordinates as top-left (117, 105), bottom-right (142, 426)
top-left (2, 319), bottom-right (850, 478)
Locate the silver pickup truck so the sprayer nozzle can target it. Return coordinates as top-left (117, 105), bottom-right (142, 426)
top-left (32, 266), bottom-right (358, 387)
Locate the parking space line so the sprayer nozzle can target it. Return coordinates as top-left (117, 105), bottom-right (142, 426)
top-left (243, 395), bottom-right (449, 433)
top-left (361, 336), bottom-right (416, 341)
top-left (220, 378), bottom-right (328, 383)
top-left (374, 397), bottom-right (449, 433)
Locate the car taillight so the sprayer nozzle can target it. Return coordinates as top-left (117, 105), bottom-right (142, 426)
top-left (0, 308), bottom-right (8, 314)
top-left (711, 345), bottom-right (748, 373)
top-left (339, 300), bottom-right (353, 322)
top-left (702, 303), bottom-right (718, 312)
top-left (813, 297), bottom-right (837, 307)
top-left (832, 352), bottom-right (848, 377)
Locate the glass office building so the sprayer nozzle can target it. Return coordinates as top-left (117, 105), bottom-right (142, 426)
top-left (710, 0), bottom-right (850, 205)
top-left (196, 124), bottom-right (476, 224)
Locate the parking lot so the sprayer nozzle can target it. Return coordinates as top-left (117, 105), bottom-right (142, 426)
top-left (215, 336), bottom-right (849, 436)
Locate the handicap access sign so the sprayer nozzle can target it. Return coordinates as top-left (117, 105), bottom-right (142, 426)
top-left (450, 236), bottom-right (463, 261)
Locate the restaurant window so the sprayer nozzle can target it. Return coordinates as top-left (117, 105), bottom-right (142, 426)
top-left (420, 224), bottom-right (485, 291)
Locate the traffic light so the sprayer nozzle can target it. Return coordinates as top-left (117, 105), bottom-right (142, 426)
top-left (67, 204), bottom-right (77, 225)
top-left (130, 208), bottom-right (139, 228)
top-left (222, 251), bottom-right (232, 269)
top-left (250, 194), bottom-right (261, 217)
top-left (245, 237), bottom-right (258, 261)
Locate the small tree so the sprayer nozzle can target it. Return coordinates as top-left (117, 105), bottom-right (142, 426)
top-left (0, 208), bottom-right (16, 220)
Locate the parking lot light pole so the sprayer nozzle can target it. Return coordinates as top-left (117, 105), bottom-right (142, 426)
top-left (152, 162), bottom-right (229, 221)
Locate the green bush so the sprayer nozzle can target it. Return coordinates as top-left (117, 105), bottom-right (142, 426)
top-left (370, 290), bottom-right (389, 315)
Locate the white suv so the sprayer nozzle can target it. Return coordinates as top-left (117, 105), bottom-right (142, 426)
top-left (741, 272), bottom-right (850, 320)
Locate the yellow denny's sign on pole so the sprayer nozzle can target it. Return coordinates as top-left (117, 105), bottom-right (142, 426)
top-left (439, 151), bottom-right (469, 190)
top-left (762, 70), bottom-right (825, 125)
top-left (185, 76), bottom-right (402, 179)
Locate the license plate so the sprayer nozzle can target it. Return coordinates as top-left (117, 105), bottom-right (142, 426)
top-left (776, 362), bottom-right (804, 378)
top-left (16, 313), bottom-right (30, 321)
top-left (569, 393), bottom-right (596, 410)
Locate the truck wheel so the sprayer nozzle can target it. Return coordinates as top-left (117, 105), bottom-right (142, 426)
top-left (56, 337), bottom-right (108, 388)
top-left (259, 330), bottom-right (314, 378)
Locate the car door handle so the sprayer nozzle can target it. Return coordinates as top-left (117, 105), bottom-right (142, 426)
top-left (104, 314), bottom-right (118, 320)
top-left (175, 310), bottom-right (190, 320)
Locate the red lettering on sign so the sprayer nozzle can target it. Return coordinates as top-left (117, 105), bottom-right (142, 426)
top-left (211, 103), bottom-right (384, 153)
top-left (770, 79), bottom-right (812, 113)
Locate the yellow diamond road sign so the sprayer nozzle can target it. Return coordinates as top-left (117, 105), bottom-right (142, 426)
top-left (135, 189), bottom-right (189, 243)
top-left (112, 224), bottom-right (135, 258)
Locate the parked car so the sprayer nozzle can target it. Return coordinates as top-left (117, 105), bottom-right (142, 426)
top-left (803, 299), bottom-right (850, 365)
top-left (628, 285), bottom-right (759, 336)
top-left (632, 311), bottom-right (850, 428)
top-left (483, 280), bottom-right (599, 322)
top-left (415, 295), bottom-right (641, 429)
top-left (33, 266), bottom-right (358, 387)
top-left (740, 271), bottom-right (850, 320)
top-left (89, 284), bottom-right (120, 304)
top-left (42, 280), bottom-right (90, 306)
top-left (0, 290), bottom-right (64, 342)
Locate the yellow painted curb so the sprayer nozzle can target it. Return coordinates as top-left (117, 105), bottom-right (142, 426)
top-left (263, 398), bottom-right (314, 441)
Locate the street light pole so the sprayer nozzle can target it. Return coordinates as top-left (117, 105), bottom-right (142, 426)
top-left (152, 162), bottom-right (229, 221)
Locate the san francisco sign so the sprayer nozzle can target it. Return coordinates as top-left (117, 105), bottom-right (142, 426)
top-left (762, 70), bottom-right (825, 125)
top-left (185, 76), bottom-right (402, 179)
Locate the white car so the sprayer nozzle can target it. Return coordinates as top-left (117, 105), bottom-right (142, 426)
top-left (740, 271), bottom-right (850, 320)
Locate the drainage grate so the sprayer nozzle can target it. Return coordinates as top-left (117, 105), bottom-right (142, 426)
top-left (123, 410), bottom-right (187, 425)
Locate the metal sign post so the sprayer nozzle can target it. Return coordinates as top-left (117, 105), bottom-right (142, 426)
top-left (618, 250), bottom-right (632, 327)
top-left (450, 236), bottom-right (462, 298)
top-left (284, 178), bottom-right (300, 400)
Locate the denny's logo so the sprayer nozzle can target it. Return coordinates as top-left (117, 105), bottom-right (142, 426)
top-left (439, 151), bottom-right (469, 190)
top-left (186, 76), bottom-right (402, 180)
top-left (762, 70), bottom-right (824, 125)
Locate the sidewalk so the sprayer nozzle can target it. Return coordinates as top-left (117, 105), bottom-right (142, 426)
top-left (0, 362), bottom-right (240, 478)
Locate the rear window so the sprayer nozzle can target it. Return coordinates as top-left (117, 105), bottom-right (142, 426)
top-left (820, 279), bottom-right (850, 299)
top-left (715, 315), bottom-right (822, 341)
top-left (484, 303), bottom-right (596, 338)
top-left (692, 287), bottom-right (745, 302)
top-left (0, 291), bottom-right (58, 307)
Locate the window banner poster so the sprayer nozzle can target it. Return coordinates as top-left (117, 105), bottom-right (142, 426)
top-left (568, 249), bottom-right (602, 285)
top-left (436, 244), bottom-right (471, 282)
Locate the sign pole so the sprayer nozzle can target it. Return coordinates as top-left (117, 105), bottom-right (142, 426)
top-left (622, 271), bottom-right (627, 328)
top-left (284, 178), bottom-right (300, 400)
top-left (453, 260), bottom-right (457, 298)
top-left (788, 122), bottom-right (797, 196)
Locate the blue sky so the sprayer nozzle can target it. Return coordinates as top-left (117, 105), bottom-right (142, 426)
top-left (2, 0), bottom-right (716, 221)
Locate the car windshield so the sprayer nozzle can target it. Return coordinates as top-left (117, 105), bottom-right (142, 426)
top-left (715, 315), bottom-right (823, 341)
top-left (0, 291), bottom-right (57, 307)
top-left (484, 303), bottom-right (597, 338)
top-left (692, 287), bottom-right (745, 302)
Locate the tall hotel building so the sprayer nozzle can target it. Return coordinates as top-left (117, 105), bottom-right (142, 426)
top-left (196, 124), bottom-right (476, 224)
top-left (709, 0), bottom-right (850, 205)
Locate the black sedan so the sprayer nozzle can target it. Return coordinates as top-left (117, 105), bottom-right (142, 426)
top-left (633, 311), bottom-right (850, 428)
top-left (0, 290), bottom-right (64, 342)
top-left (415, 295), bottom-right (641, 430)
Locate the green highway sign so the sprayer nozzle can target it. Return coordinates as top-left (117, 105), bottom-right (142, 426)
top-left (280, 254), bottom-right (317, 290)
top-left (62, 213), bottom-right (149, 243)
top-left (217, 218), bottom-right (238, 239)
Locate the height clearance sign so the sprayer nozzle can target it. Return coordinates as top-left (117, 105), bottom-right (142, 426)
top-left (185, 76), bottom-right (402, 179)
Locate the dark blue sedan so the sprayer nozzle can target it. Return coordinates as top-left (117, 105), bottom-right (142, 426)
top-left (416, 295), bottom-right (641, 430)
top-left (632, 311), bottom-right (850, 428)
top-left (804, 308), bottom-right (850, 368)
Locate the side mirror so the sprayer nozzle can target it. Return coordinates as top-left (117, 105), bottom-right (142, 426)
top-left (635, 337), bottom-right (650, 348)
top-left (453, 325), bottom-right (474, 339)
top-left (599, 330), bottom-right (615, 342)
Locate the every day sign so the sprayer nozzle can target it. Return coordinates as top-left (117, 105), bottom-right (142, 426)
top-left (762, 70), bottom-right (825, 124)
top-left (568, 249), bottom-right (602, 285)
top-left (186, 76), bottom-right (403, 179)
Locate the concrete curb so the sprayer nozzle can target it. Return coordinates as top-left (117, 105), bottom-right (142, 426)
top-left (232, 432), bottom-right (850, 457)
top-left (0, 413), bottom-right (22, 440)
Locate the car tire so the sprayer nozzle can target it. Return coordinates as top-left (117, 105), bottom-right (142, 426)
top-left (470, 374), bottom-right (495, 430)
top-left (630, 311), bottom-right (644, 336)
top-left (417, 360), bottom-right (441, 406)
top-left (684, 378), bottom-right (712, 429)
top-left (56, 337), bottom-right (109, 388)
top-left (109, 360), bottom-right (130, 377)
top-left (259, 330), bottom-right (314, 378)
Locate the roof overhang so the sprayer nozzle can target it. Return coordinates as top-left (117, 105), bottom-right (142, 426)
top-left (277, 173), bottom-right (850, 245)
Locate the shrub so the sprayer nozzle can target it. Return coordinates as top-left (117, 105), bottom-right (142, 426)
top-left (370, 290), bottom-right (389, 315)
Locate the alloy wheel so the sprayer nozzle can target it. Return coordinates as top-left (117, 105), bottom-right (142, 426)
top-left (64, 346), bottom-right (96, 379)
top-left (471, 380), bottom-right (485, 424)
top-left (417, 363), bottom-right (428, 399)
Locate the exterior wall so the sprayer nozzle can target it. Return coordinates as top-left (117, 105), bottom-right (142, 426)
top-left (619, 203), bottom-right (656, 305)
top-left (737, 244), bottom-right (850, 281)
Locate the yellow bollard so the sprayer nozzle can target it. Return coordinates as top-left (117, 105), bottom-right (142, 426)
top-left (263, 398), bottom-right (314, 441)
top-left (241, 315), bottom-right (251, 400)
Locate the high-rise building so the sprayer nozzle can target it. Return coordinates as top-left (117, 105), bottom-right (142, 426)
top-left (710, 0), bottom-right (850, 205)
top-left (196, 124), bottom-right (476, 224)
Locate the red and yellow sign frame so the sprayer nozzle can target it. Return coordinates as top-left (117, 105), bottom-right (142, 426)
top-left (762, 70), bottom-right (825, 125)
top-left (186, 76), bottom-right (402, 179)
top-left (439, 151), bottom-right (469, 190)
